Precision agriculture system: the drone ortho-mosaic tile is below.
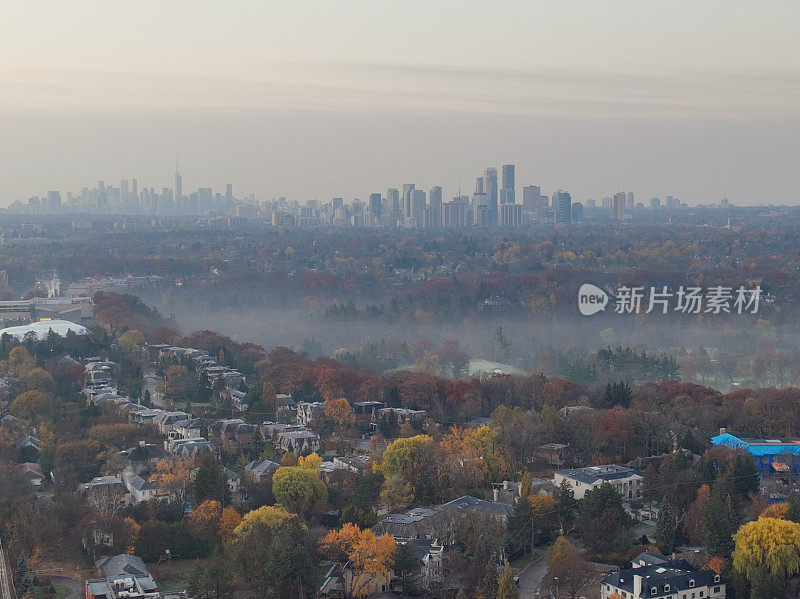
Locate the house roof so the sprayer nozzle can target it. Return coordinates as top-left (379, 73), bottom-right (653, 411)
top-left (439, 495), bottom-right (513, 517)
top-left (18, 462), bottom-right (44, 479)
top-left (245, 458), bottom-right (280, 477)
top-left (556, 464), bottom-right (642, 485)
top-left (603, 560), bottom-right (720, 598)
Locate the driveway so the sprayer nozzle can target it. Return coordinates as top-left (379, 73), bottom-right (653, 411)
top-left (517, 549), bottom-right (547, 599)
top-left (52, 576), bottom-right (82, 599)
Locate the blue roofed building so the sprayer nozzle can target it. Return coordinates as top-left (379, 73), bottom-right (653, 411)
top-left (711, 430), bottom-right (800, 475)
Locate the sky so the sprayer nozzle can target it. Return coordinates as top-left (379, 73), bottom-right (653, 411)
top-left (1, 1), bottom-right (799, 205)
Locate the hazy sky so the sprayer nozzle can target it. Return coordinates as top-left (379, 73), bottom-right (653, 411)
top-left (2, 1), bottom-right (799, 205)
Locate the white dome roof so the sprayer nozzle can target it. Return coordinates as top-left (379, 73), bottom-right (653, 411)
top-left (0, 319), bottom-right (89, 340)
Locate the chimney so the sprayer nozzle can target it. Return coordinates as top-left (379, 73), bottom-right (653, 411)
top-left (633, 574), bottom-right (642, 599)
top-left (493, 488), bottom-right (499, 502)
top-left (720, 427), bottom-right (727, 435)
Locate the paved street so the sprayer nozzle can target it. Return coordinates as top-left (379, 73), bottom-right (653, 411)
top-left (517, 549), bottom-right (547, 599)
top-left (0, 540), bottom-right (15, 599)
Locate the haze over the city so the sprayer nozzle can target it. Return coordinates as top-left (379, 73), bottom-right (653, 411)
top-left (2, 0), bottom-right (800, 205)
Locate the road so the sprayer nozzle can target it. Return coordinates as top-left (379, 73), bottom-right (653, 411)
top-left (0, 539), bottom-right (15, 599)
top-left (144, 372), bottom-right (166, 407)
top-left (517, 549), bottom-right (547, 599)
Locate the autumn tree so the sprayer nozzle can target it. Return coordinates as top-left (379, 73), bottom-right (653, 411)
top-left (545, 537), bottom-right (596, 599)
top-left (188, 499), bottom-right (223, 543)
top-left (497, 563), bottom-right (520, 599)
top-left (319, 523), bottom-right (396, 597)
top-left (119, 329), bottom-right (146, 352)
top-left (231, 505), bottom-right (316, 599)
top-left (272, 466), bottom-right (328, 517)
top-left (379, 434), bottom-right (436, 504)
top-left (149, 459), bottom-right (191, 510)
top-left (733, 517), bottom-right (800, 598)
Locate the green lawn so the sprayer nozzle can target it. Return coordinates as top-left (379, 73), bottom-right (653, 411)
top-left (148, 558), bottom-right (208, 591)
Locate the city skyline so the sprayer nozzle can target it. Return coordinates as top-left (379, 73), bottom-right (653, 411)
top-left (2, 2), bottom-right (800, 205)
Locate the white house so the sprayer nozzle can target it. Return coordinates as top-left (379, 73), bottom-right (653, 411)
top-left (554, 464), bottom-right (643, 500)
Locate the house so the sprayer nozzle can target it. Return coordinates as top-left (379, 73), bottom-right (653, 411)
top-left (402, 539), bottom-right (444, 587)
top-left (437, 495), bottom-right (513, 525)
top-left (79, 476), bottom-right (128, 501)
top-left (352, 401), bottom-right (385, 423)
top-left (320, 562), bottom-right (393, 598)
top-left (153, 411), bottom-right (190, 434)
top-left (276, 429), bottom-right (321, 453)
top-left (554, 464), bottom-right (643, 500)
top-left (14, 434), bottom-right (41, 453)
top-left (373, 508), bottom-right (438, 539)
top-left (601, 556), bottom-right (725, 599)
top-left (18, 462), bottom-right (44, 490)
top-left (171, 418), bottom-right (204, 440)
top-left (245, 458), bottom-right (280, 481)
top-left (86, 554), bottom-right (160, 599)
top-left (377, 407), bottom-right (427, 424)
top-left (333, 455), bottom-right (370, 473)
top-left (492, 478), bottom-right (556, 504)
top-left (224, 467), bottom-right (242, 494)
top-left (297, 401), bottom-right (325, 426)
top-left (124, 474), bottom-right (160, 504)
top-left (167, 438), bottom-right (216, 456)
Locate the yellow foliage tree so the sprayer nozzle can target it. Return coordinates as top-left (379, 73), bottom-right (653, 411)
top-left (298, 452), bottom-right (323, 471)
top-left (732, 517), bottom-right (800, 584)
top-left (234, 505), bottom-right (298, 539)
top-left (319, 523), bottom-right (396, 597)
top-left (760, 502), bottom-right (789, 519)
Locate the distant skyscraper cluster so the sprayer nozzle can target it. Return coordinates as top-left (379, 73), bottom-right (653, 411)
top-left (4, 162), bottom-right (696, 227)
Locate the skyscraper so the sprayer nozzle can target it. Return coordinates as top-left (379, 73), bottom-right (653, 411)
top-left (626, 191), bottom-right (634, 206)
top-left (501, 164), bottom-right (515, 204)
top-left (174, 165), bottom-right (182, 209)
top-left (402, 184), bottom-right (415, 219)
top-left (411, 189), bottom-right (426, 226)
top-left (427, 185), bottom-right (442, 228)
top-left (369, 193), bottom-right (382, 225)
top-left (553, 190), bottom-right (572, 224)
top-left (523, 185), bottom-right (547, 210)
top-left (484, 167), bottom-right (498, 223)
top-left (613, 192), bottom-right (626, 220)
top-left (387, 188), bottom-right (401, 218)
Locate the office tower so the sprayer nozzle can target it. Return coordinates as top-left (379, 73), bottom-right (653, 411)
top-left (484, 167), bottom-right (498, 223)
top-left (650, 197), bottom-right (661, 209)
top-left (553, 190), bottom-right (572, 224)
top-left (499, 203), bottom-right (522, 227)
top-left (522, 185), bottom-right (547, 210)
top-left (411, 189), bottom-right (426, 226)
top-left (586, 198), bottom-right (596, 208)
top-left (501, 164), bottom-right (515, 204)
top-left (601, 197), bottom-right (613, 209)
top-left (666, 195), bottom-right (677, 208)
top-left (571, 202), bottom-right (584, 222)
top-left (626, 191), bottom-right (634, 206)
top-left (402, 184), bottom-right (415, 219)
top-left (369, 193), bottom-right (382, 225)
top-left (226, 183), bottom-right (233, 204)
top-left (427, 186), bottom-right (442, 228)
top-left (120, 178), bottom-right (129, 204)
top-left (198, 187), bottom-right (212, 214)
top-left (332, 197), bottom-right (344, 209)
top-left (387, 188), bottom-right (400, 215)
top-left (475, 177), bottom-right (485, 194)
top-left (443, 196), bottom-right (470, 228)
top-left (46, 190), bottom-right (62, 213)
top-left (174, 166), bottom-right (182, 208)
top-left (131, 178), bottom-right (138, 200)
top-left (613, 192), bottom-right (626, 220)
